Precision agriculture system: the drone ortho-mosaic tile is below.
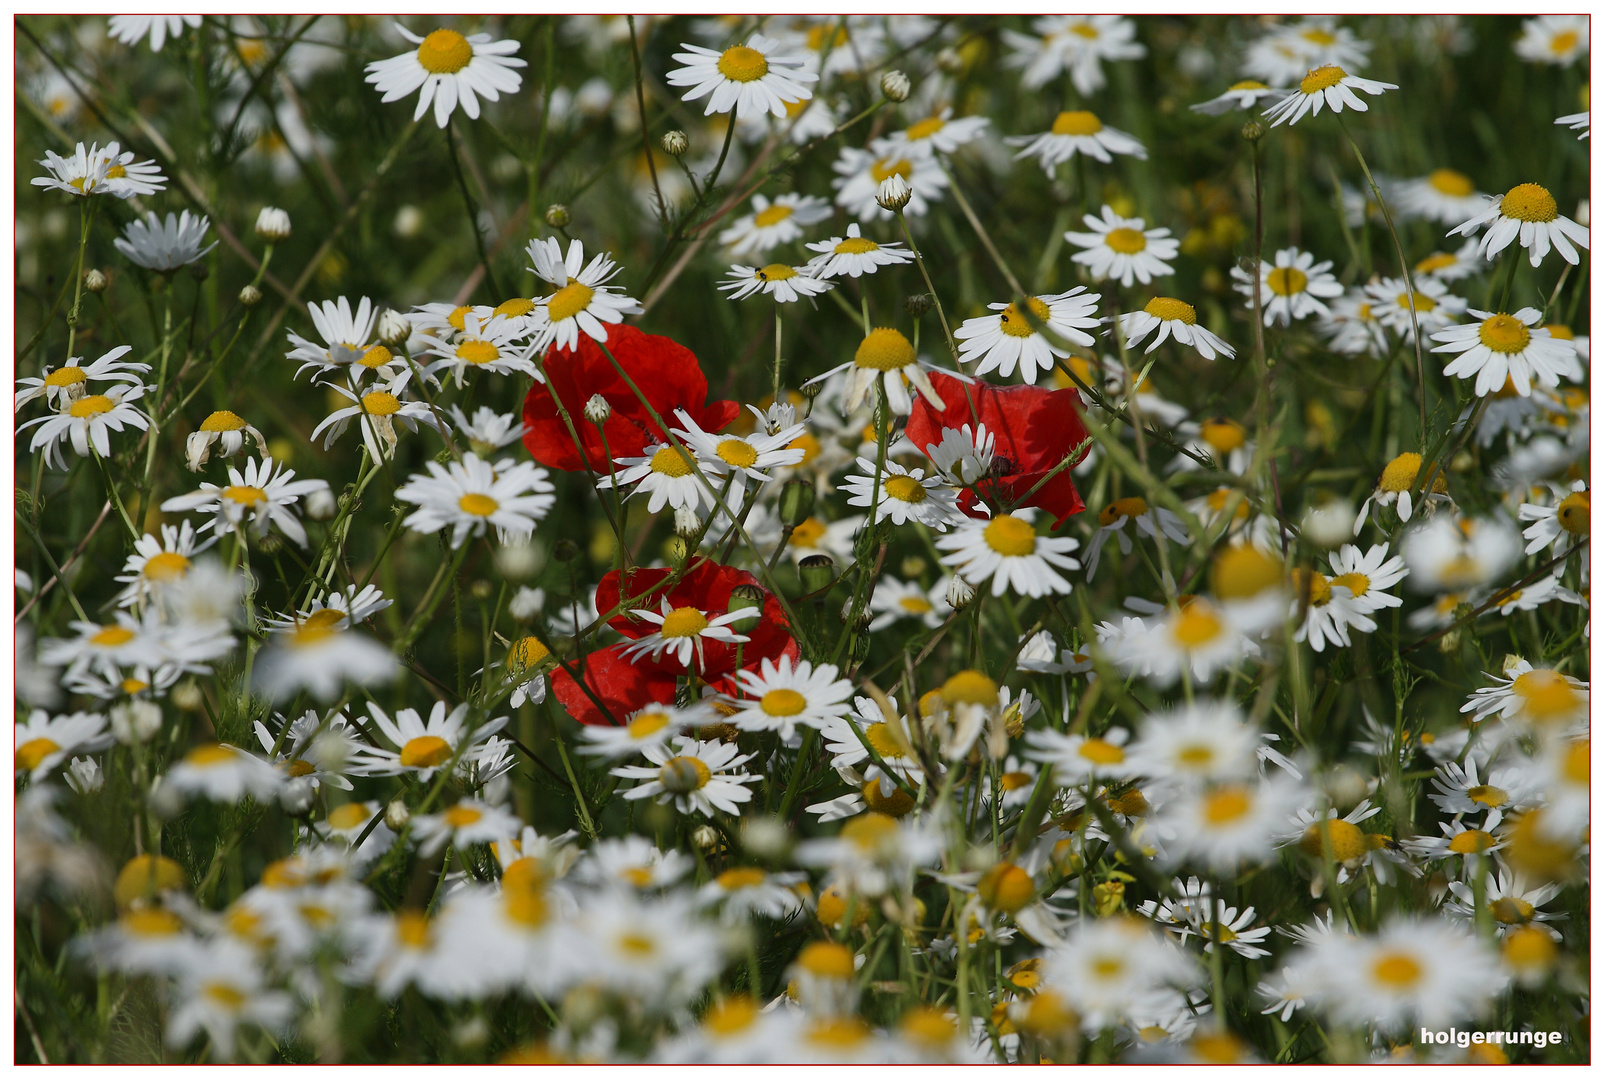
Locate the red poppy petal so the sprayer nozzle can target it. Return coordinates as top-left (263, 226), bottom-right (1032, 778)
top-left (549, 644), bottom-right (677, 727)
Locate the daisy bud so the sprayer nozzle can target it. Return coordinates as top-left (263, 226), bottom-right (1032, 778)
top-left (583, 393), bottom-right (612, 424)
top-left (188, 261), bottom-right (208, 281)
top-left (65, 756), bottom-right (103, 794)
top-left (378, 308), bottom-right (412, 347)
top-left (900, 556), bottom-right (927, 578)
top-left (660, 129), bottom-right (688, 156)
top-left (880, 69), bottom-right (911, 103)
top-left (496, 542), bottom-right (545, 581)
top-left (453, 1017), bottom-right (490, 1050)
top-left (690, 824), bottom-right (719, 850)
top-left (673, 506), bottom-right (703, 538)
top-left (171, 681), bottom-right (205, 712)
top-left (111, 700), bottom-right (163, 745)
top-left (255, 206), bottom-right (292, 242)
top-left (553, 538), bottom-right (580, 563)
top-left (727, 583), bottom-right (765, 630)
top-left (1240, 120), bottom-right (1266, 143)
top-left (904, 292), bottom-right (933, 318)
top-left (840, 599), bottom-right (870, 631)
top-left (945, 575), bottom-right (976, 610)
top-left (1576, 199), bottom-right (1589, 228)
top-left (238, 284), bottom-right (262, 307)
top-left (469, 579), bottom-right (493, 601)
top-left (385, 798), bottom-right (410, 830)
top-left (876, 174), bottom-right (912, 213)
top-left (304, 486), bottom-right (337, 522)
top-left (800, 380), bottom-right (824, 402)
top-left (936, 46), bottom-right (963, 74)
top-left (779, 479), bottom-right (815, 527)
top-left (83, 268), bottom-right (108, 293)
top-left (798, 554), bottom-right (836, 594)
top-left (545, 204), bottom-right (571, 228)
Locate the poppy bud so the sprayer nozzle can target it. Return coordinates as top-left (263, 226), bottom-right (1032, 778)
top-left (798, 554), bottom-right (836, 593)
top-left (778, 479), bottom-right (815, 526)
top-left (727, 583), bottom-right (765, 630)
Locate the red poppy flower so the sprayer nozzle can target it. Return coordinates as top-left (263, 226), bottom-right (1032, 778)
top-left (904, 370), bottom-right (1089, 528)
top-left (550, 644), bottom-right (677, 728)
top-left (522, 325), bottom-right (742, 472)
top-left (595, 559), bottom-right (796, 681)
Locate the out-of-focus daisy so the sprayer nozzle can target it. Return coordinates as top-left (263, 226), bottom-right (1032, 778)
top-left (1262, 64), bottom-right (1396, 127)
top-left (364, 23), bottom-right (526, 128)
top-left (1462, 659), bottom-right (1588, 733)
top-left (697, 867), bottom-right (807, 924)
top-left (1243, 18), bottom-right (1373, 85)
top-left (348, 701), bottom-right (508, 782)
top-left (108, 14), bottom-right (202, 51)
top-left (1002, 15), bottom-right (1146, 96)
top-left (396, 452), bottom-right (555, 548)
top-left (14, 710), bottom-right (111, 782)
top-left (1361, 276), bottom-right (1467, 341)
top-left (1116, 298), bottom-right (1235, 360)
top-left (802, 223), bottom-right (913, 279)
top-left (526, 237), bottom-right (642, 353)
top-left (1514, 15), bottom-right (1588, 66)
top-left (32, 141), bottom-right (167, 199)
top-left (1318, 290), bottom-right (1389, 357)
top-left (161, 743), bottom-right (283, 804)
top-left (15, 344), bottom-right (148, 413)
top-left (19, 383), bottom-right (149, 471)
top-left (725, 656), bottom-right (854, 741)
top-left (251, 621), bottom-right (400, 704)
top-left (868, 577), bottom-right (951, 631)
top-left (1556, 110), bottom-right (1589, 139)
top-left (841, 457), bottom-right (961, 530)
top-left (954, 289), bottom-right (1100, 384)
top-left (1191, 80), bottom-right (1290, 115)
top-left (1154, 775), bottom-right (1310, 871)
top-left (1024, 725), bottom-right (1134, 784)
top-left (719, 262), bottom-right (834, 303)
top-left (1391, 169), bottom-right (1488, 225)
top-left (114, 522), bottom-right (216, 610)
top-left (1065, 206), bottom-right (1178, 288)
top-left (571, 835), bottom-right (692, 891)
top-left (263, 585), bottom-right (393, 637)
top-left (617, 597), bottom-right (752, 669)
top-left (311, 373), bottom-right (445, 460)
top-left (449, 404), bottom-right (526, 456)
top-left (1353, 452), bottom-right (1450, 531)
top-left (1106, 599), bottom-right (1254, 687)
top-left (830, 141), bottom-right (949, 221)
top-left (1038, 917), bottom-right (1200, 1033)
top-left (184, 410), bottom-right (268, 472)
top-left (1007, 110), bottom-right (1147, 173)
top-left (612, 736), bottom-right (759, 817)
top-left (936, 512), bottom-right (1081, 599)
top-left (114, 211), bottom-right (217, 272)
top-left (805, 327), bottom-right (944, 415)
top-left (1084, 496), bottom-right (1191, 580)
top-left (718, 193), bottom-right (831, 257)
top-left (286, 296), bottom-right (378, 382)
top-left (1413, 238), bottom-right (1485, 282)
top-left (1171, 417), bottom-right (1254, 476)
top-left (1448, 182), bottom-right (1590, 268)
top-left (411, 799), bottom-right (524, 857)
top-left (667, 33), bottom-right (816, 119)
top-left (161, 456), bottom-right (330, 547)
top-left (1231, 247), bottom-right (1343, 326)
top-left (1519, 481), bottom-right (1589, 554)
top-left (1431, 307), bottom-right (1575, 397)
top-left (1445, 869), bottom-right (1565, 939)
top-left (252, 709), bottom-right (358, 793)
top-left (1399, 515), bottom-right (1522, 594)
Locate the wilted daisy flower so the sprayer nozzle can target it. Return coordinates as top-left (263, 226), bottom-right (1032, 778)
top-left (311, 373), bottom-right (445, 460)
top-left (422, 311), bottom-right (538, 386)
top-left (1002, 15), bottom-right (1146, 95)
top-left (1007, 110), bottom-right (1147, 172)
top-left (667, 33), bottom-right (816, 118)
top-left (841, 457), bottom-right (961, 530)
top-left (1431, 307), bottom-right (1575, 397)
top-left (1231, 247), bottom-right (1344, 325)
top-left (19, 382), bottom-right (150, 470)
top-left (803, 223), bottom-right (912, 280)
top-left (725, 656), bottom-right (854, 741)
top-left (184, 410), bottom-right (268, 472)
top-left (365, 23), bottom-right (526, 128)
top-left (719, 193), bottom-right (832, 256)
top-left (1519, 481), bottom-right (1589, 554)
top-left (719, 262), bottom-right (834, 303)
top-left (868, 577), bottom-right (951, 631)
top-left (1399, 515), bottom-right (1522, 594)
top-left (937, 512), bottom-right (1081, 598)
top-left (286, 296), bottom-right (378, 382)
top-left (1514, 15), bottom-right (1589, 65)
top-left (349, 702), bottom-right (507, 782)
top-left (15, 344), bottom-right (148, 413)
top-left (448, 404), bottom-right (526, 455)
top-left (1084, 496), bottom-right (1191, 579)
top-left (807, 327), bottom-right (944, 415)
top-left (114, 210), bottom-right (218, 272)
top-left (1191, 80), bottom-right (1291, 115)
top-left (526, 237), bottom-right (643, 352)
top-left (161, 456), bottom-right (329, 547)
top-left (1262, 63), bottom-right (1397, 126)
top-left (618, 597), bottom-right (752, 669)
top-left (613, 736), bottom-right (759, 817)
top-left (831, 142), bottom-right (949, 221)
top-left (395, 452), bottom-right (555, 548)
top-left (1391, 168), bottom-right (1488, 225)
top-left (107, 14), bottom-right (202, 51)
top-left (14, 709), bottom-right (111, 782)
top-left (32, 141), bottom-right (167, 199)
top-left (1448, 182), bottom-right (1590, 267)
top-left (955, 289), bottom-right (1100, 383)
top-left (1353, 452), bottom-right (1450, 531)
top-left (1116, 298), bottom-right (1235, 360)
top-left (1361, 276), bottom-right (1467, 341)
top-left (1066, 206), bottom-right (1178, 288)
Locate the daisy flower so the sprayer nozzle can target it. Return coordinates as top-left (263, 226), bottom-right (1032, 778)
top-left (578, 702), bottom-right (717, 762)
top-left (184, 410), bottom-right (268, 472)
top-left (1116, 298), bottom-right (1235, 360)
top-left (567, 891), bottom-right (728, 1005)
top-left (778, 513), bottom-right (865, 566)
top-left (571, 835), bottom-right (692, 891)
top-left (1447, 182), bottom-right (1590, 267)
top-left (1427, 758), bottom-right (1537, 819)
top-left (113, 522), bottom-right (216, 610)
top-left (667, 34), bottom-right (816, 119)
top-left (1431, 307), bottom-right (1576, 397)
top-left (449, 404), bottom-right (527, 456)
top-left (411, 800), bottom-right (525, 857)
top-left (1326, 542), bottom-right (1408, 615)
top-left (1083, 496), bottom-right (1191, 580)
top-left (672, 406), bottom-right (807, 485)
top-left (31, 141), bottom-right (167, 199)
top-left (160, 456), bottom-right (330, 547)
top-left (1065, 206), bottom-right (1179, 288)
top-left (884, 108), bottom-right (991, 158)
top-left (364, 23), bottom-right (526, 128)
top-left (1191, 80), bottom-right (1291, 115)
top-left (599, 441), bottom-right (724, 516)
top-left (108, 14), bottom-right (201, 52)
top-left (921, 422), bottom-right (996, 486)
top-left (954, 289), bottom-right (1101, 383)
top-left (617, 598), bottom-right (752, 670)
top-left (251, 621), bottom-right (399, 704)
top-left (725, 656), bottom-right (854, 742)
top-left (1353, 452), bottom-right (1450, 531)
top-left (841, 456), bottom-right (962, 530)
top-left (262, 585), bottom-right (393, 637)
top-left (697, 867), bottom-right (806, 925)
top-left (166, 941), bottom-right (294, 1059)
top-left (1556, 110), bottom-right (1589, 139)
top-left (395, 452), bottom-right (555, 548)
top-left (802, 223), bottom-right (913, 279)
top-left (1244, 18), bottom-right (1373, 84)
top-left (114, 210), bottom-right (217, 272)
top-left (252, 709), bottom-right (358, 792)
top-left (15, 344), bottom-right (148, 413)
top-left (19, 382), bottom-right (149, 470)
top-left (868, 577), bottom-right (951, 631)
top-left (1399, 515), bottom-right (1522, 594)
top-left (1106, 599), bottom-right (1254, 687)
top-left (936, 512), bottom-right (1082, 599)
top-left (831, 141), bottom-right (949, 221)
top-left (1231, 247), bottom-right (1344, 326)
top-left (1142, 882), bottom-right (1274, 959)
top-left (1519, 481), bottom-right (1589, 554)
top-left (1445, 870), bottom-right (1565, 939)
top-left (348, 701), bottom-right (508, 782)
top-left (285, 296), bottom-right (378, 382)
top-left (1290, 567), bottom-right (1375, 653)
top-left (1514, 15), bottom-right (1588, 66)
top-left (719, 262), bottom-right (834, 303)
top-left (14, 709), bottom-right (111, 782)
top-left (1170, 417), bottom-right (1254, 476)
top-left (1023, 726), bottom-right (1134, 784)
top-left (805, 327), bottom-right (945, 415)
top-left (1484, 572), bottom-right (1569, 616)
top-left (1360, 275), bottom-right (1468, 341)
top-left (161, 743), bottom-right (284, 804)
top-left (1461, 660), bottom-right (1588, 733)
top-left (1007, 110), bottom-right (1146, 173)
top-left (525, 237), bottom-right (643, 353)
top-left (1391, 168), bottom-right (1488, 226)
top-left (1128, 700), bottom-right (1264, 789)
top-left (310, 372), bottom-right (445, 460)
top-left (1154, 775), bottom-right (1311, 872)
top-left (1262, 64), bottom-right (1397, 127)
top-left (612, 736), bottom-right (759, 817)
top-left (1002, 15), bottom-right (1146, 96)
top-left (718, 193), bottom-right (832, 257)
top-left (421, 311), bottom-right (538, 386)
top-left (1038, 918), bottom-right (1200, 1033)
top-left (1413, 238), bottom-right (1485, 282)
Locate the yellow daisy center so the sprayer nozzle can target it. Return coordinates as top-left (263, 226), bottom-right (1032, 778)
top-left (1563, 740), bottom-right (1588, 785)
top-left (717, 44), bottom-right (769, 83)
top-left (494, 297), bottom-right (535, 319)
top-left (355, 345), bottom-right (391, 369)
top-left (143, 551), bottom-right (190, 581)
top-left (753, 204), bottom-right (793, 227)
top-left (1330, 571), bottom-right (1369, 598)
top-left (200, 410), bottom-right (247, 433)
top-left (1398, 290), bottom-right (1436, 313)
top-left (1171, 603), bottom-right (1224, 648)
top-left (660, 606), bottom-right (710, 638)
top-left (546, 281), bottom-right (595, 322)
top-left (1511, 669), bottom-right (1581, 722)
top-left (789, 517), bottom-right (826, 547)
top-left (1103, 227), bottom-right (1148, 254)
top-left (1415, 252), bottom-right (1458, 274)
top-left (1078, 738), bottom-right (1125, 765)
top-left (1301, 28), bottom-right (1337, 45)
top-left (650, 445), bottom-right (695, 477)
top-left (788, 431), bottom-right (821, 465)
top-left (717, 867), bottom-right (766, 891)
top-left (91, 624), bottom-right (136, 647)
top-left (998, 296), bottom-right (1053, 338)
top-left (797, 940), bottom-right (856, 978)
top-left (705, 997), bottom-right (759, 1037)
top-left (999, 770), bottom-right (1033, 791)
top-left (1556, 491), bottom-right (1590, 535)
top-left (855, 327), bottom-right (916, 371)
top-left (1202, 786), bottom-right (1252, 825)
top-left (361, 391), bottom-right (402, 416)
top-left (863, 723), bottom-right (905, 757)
top-left (1299, 65), bottom-right (1347, 94)
top-left (447, 305), bottom-right (472, 331)
top-left (714, 438), bottom-right (758, 469)
top-left (835, 235), bottom-right (879, 255)
top-left (1428, 169), bottom-right (1474, 197)
top-left (395, 910), bottom-right (432, 948)
top-left (1213, 544), bottom-right (1282, 599)
top-left (1500, 183), bottom-right (1558, 223)
top-left (1371, 952), bottom-right (1423, 989)
top-left (898, 595), bottom-right (932, 614)
top-left (1266, 266), bottom-right (1308, 296)
top-left (870, 157), bottom-right (913, 184)
top-left (456, 339), bottom-right (500, 365)
top-left (983, 515), bottom-right (1037, 557)
top-left (884, 475), bottom-right (927, 503)
top-left (626, 711), bottom-right (671, 740)
top-left (1378, 452), bottom-right (1422, 492)
top-left (69, 394), bottom-right (113, 418)
top-left (1551, 30), bottom-right (1580, 54)
top-left (400, 735), bottom-right (453, 769)
top-left (186, 744), bottom-right (239, 768)
top-left (458, 493), bottom-right (498, 517)
top-left (756, 263), bottom-right (797, 282)
top-left (106, 164), bottom-right (127, 180)
top-left (1143, 296), bottom-right (1196, 324)
top-left (761, 689), bottom-right (807, 716)
top-left (1201, 418), bottom-right (1246, 453)
top-left (1300, 818), bottom-right (1366, 860)
top-left (1099, 497), bottom-right (1148, 526)
top-left (328, 803), bottom-right (371, 831)
top-left (658, 755), bottom-right (712, 792)
top-left (1050, 110), bottom-right (1103, 136)
top-left (1229, 79), bottom-right (1269, 91)
top-left (443, 804), bottom-right (483, 828)
top-left (905, 115), bottom-right (948, 141)
top-left (222, 484), bottom-right (267, 506)
top-left (416, 29), bottom-right (473, 75)
top-left (16, 737), bottom-right (61, 772)
top-left (1448, 829), bottom-right (1496, 854)
top-left (1466, 784), bottom-right (1508, 808)
top-left (1295, 569), bottom-right (1334, 607)
top-left (43, 366), bottom-right (86, 388)
top-left (1478, 313), bottom-right (1531, 353)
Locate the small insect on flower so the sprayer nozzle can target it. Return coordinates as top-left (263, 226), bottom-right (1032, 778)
top-left (611, 736), bottom-right (760, 817)
top-left (718, 193), bottom-right (832, 257)
top-left (395, 452), bottom-right (555, 549)
top-left (525, 237), bottom-right (643, 353)
top-left (1448, 182), bottom-right (1590, 268)
top-left (719, 262), bottom-right (834, 303)
top-left (1261, 64), bottom-right (1397, 126)
top-left (1007, 110), bottom-right (1147, 173)
top-left (1431, 307), bottom-right (1576, 397)
top-left (1231, 247), bottom-right (1344, 326)
top-left (666, 34), bottom-right (817, 119)
top-left (161, 456), bottom-right (330, 547)
top-left (1065, 205), bottom-right (1179, 288)
top-left (954, 289), bottom-right (1102, 384)
top-left (364, 23), bottom-right (526, 128)
top-left (936, 512), bottom-right (1081, 599)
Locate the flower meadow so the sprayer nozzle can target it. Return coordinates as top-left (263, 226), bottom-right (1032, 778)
top-left (13, 14), bottom-right (1593, 1065)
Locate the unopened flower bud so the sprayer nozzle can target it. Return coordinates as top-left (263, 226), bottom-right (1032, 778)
top-left (798, 554), bottom-right (836, 594)
top-left (385, 798), bottom-right (411, 830)
top-left (545, 204), bottom-right (571, 228)
top-left (552, 538), bottom-right (580, 563)
top-left (304, 487), bottom-right (337, 521)
top-left (255, 206), bottom-right (292, 242)
top-left (801, 380), bottom-right (824, 402)
top-left (238, 284), bottom-right (262, 307)
top-left (257, 532), bottom-right (284, 555)
top-left (469, 578), bottom-right (493, 601)
top-left (904, 293), bottom-right (933, 318)
top-left (377, 309), bottom-right (412, 347)
top-left (900, 556), bottom-right (927, 579)
top-left (691, 824), bottom-right (719, 850)
top-left (188, 261), bottom-right (209, 281)
top-left (936, 47), bottom-right (963, 75)
top-left (171, 681), bottom-right (204, 712)
top-left (880, 69), bottom-right (911, 102)
top-left (728, 583), bottom-right (766, 630)
top-left (84, 268), bottom-right (108, 293)
top-left (673, 507), bottom-right (703, 538)
top-left (740, 815), bottom-right (790, 859)
top-left (876, 174), bottom-right (912, 213)
top-left (1240, 120), bottom-right (1266, 143)
top-left (660, 129), bottom-right (688, 156)
top-left (65, 756), bottom-right (103, 794)
top-left (778, 479), bottom-right (815, 527)
top-left (111, 700), bottom-right (163, 745)
top-left (584, 394), bottom-right (612, 424)
top-left (945, 575), bottom-right (976, 610)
